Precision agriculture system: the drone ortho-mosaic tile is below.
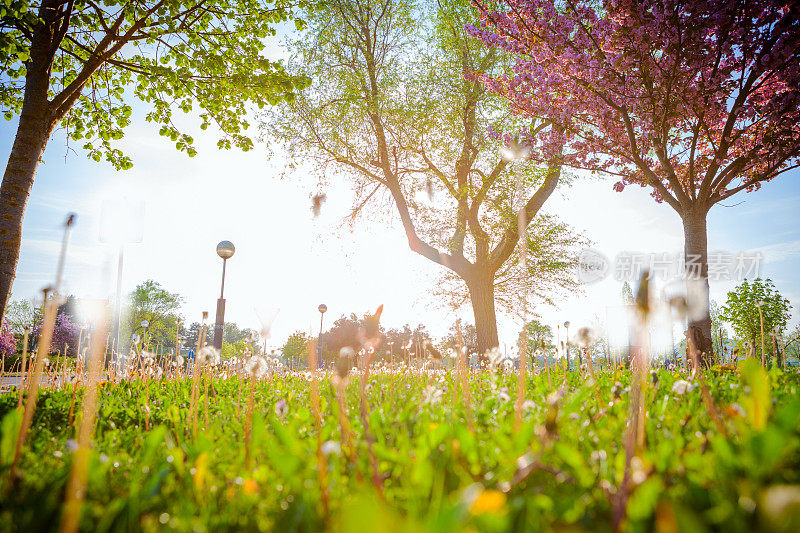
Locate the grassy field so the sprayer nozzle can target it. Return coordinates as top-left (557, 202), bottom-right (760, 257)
top-left (1, 360), bottom-right (799, 532)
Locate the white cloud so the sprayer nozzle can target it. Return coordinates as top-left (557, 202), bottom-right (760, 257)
top-left (747, 239), bottom-right (800, 264)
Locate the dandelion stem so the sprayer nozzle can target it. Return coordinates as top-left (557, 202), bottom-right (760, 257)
top-left (8, 296), bottom-right (58, 488)
top-left (307, 340), bottom-right (329, 521)
top-left (61, 310), bottom-right (109, 533)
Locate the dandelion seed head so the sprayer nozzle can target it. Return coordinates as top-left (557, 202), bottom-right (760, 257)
top-left (574, 326), bottom-right (596, 348)
top-left (255, 307), bottom-right (280, 339)
top-left (671, 379), bottom-right (694, 395)
top-left (321, 440), bottom-right (341, 456)
top-left (311, 192), bottom-right (326, 217)
top-left (422, 385), bottom-right (443, 405)
top-left (334, 346), bottom-right (355, 374)
top-left (496, 387), bottom-right (511, 402)
top-left (245, 356), bottom-right (268, 377)
top-left (197, 346), bottom-right (220, 366)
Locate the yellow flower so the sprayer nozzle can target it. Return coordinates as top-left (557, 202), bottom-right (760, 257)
top-left (471, 490), bottom-right (506, 515)
top-left (193, 453), bottom-right (209, 492)
top-left (243, 478), bottom-right (258, 495)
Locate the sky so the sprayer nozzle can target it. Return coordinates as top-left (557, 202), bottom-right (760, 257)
top-left (4, 99), bottom-right (799, 353)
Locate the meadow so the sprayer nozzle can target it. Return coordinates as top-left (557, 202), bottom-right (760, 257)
top-left (1, 355), bottom-right (799, 532)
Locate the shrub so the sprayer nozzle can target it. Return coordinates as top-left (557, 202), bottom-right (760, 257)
top-left (0, 326), bottom-right (14, 357)
top-left (33, 313), bottom-right (80, 356)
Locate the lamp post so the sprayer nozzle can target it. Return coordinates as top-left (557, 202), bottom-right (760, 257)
top-left (563, 321), bottom-right (571, 371)
top-left (213, 241), bottom-right (235, 351)
top-left (100, 199), bottom-right (144, 368)
top-left (317, 304), bottom-right (327, 368)
top-left (141, 320), bottom-right (149, 350)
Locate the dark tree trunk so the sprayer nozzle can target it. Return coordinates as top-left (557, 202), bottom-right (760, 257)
top-left (0, 0), bottom-right (62, 323)
top-left (682, 207), bottom-right (714, 364)
top-left (0, 112), bottom-right (52, 317)
top-left (467, 271), bottom-right (499, 356)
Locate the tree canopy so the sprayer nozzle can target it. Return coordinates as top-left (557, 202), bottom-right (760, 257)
top-left (266, 0), bottom-right (578, 351)
top-left (720, 278), bottom-right (791, 358)
top-left (0, 0), bottom-right (310, 164)
top-left (0, 0), bottom-right (312, 323)
top-left (281, 330), bottom-right (310, 362)
top-left (124, 279), bottom-right (183, 351)
top-left (468, 0), bottom-right (800, 359)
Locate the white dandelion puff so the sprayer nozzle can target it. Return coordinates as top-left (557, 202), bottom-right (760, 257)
top-left (197, 346), bottom-right (221, 366)
top-left (671, 379), bottom-right (694, 395)
top-left (321, 440), bottom-right (341, 456)
top-left (245, 356), bottom-right (268, 378)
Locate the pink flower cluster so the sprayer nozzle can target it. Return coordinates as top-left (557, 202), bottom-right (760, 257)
top-left (33, 313), bottom-right (80, 356)
top-left (0, 326), bottom-right (14, 357)
top-left (467, 0), bottom-right (800, 208)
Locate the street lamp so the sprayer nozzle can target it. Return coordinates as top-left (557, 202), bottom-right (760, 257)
top-left (317, 304), bottom-right (327, 368)
top-left (100, 199), bottom-right (144, 366)
top-left (213, 240), bottom-right (235, 350)
top-left (563, 320), bottom-right (571, 371)
top-left (141, 320), bottom-right (149, 349)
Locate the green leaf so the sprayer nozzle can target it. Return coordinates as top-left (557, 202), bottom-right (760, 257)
top-left (0, 408), bottom-right (22, 467)
top-left (740, 359), bottom-right (770, 431)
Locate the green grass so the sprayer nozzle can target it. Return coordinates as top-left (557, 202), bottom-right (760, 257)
top-left (1, 361), bottom-right (799, 532)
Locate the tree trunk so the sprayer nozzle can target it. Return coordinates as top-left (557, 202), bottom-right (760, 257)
top-left (0, 111), bottom-right (52, 322)
top-left (682, 207), bottom-right (714, 364)
top-left (0, 2), bottom-right (61, 324)
top-left (0, 95), bottom-right (55, 317)
top-left (467, 272), bottom-right (499, 357)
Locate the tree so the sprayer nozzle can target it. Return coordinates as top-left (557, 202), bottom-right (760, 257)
top-left (33, 312), bottom-right (79, 355)
top-left (180, 321), bottom-right (204, 352)
top-left (223, 322), bottom-right (258, 349)
top-left (319, 309), bottom-right (391, 359)
top-left (0, 325), bottom-right (15, 357)
top-left (517, 318), bottom-right (554, 363)
top-left (221, 339), bottom-right (251, 360)
top-left (56, 295), bottom-right (80, 324)
top-left (781, 325), bottom-right (800, 366)
top-left (439, 319), bottom-right (478, 355)
top-left (281, 331), bottom-right (310, 363)
top-left (2, 297), bottom-right (40, 334)
top-left (319, 314), bottom-right (362, 359)
top-left (0, 0), bottom-right (311, 320)
top-left (124, 280), bottom-right (183, 351)
top-left (266, 0), bottom-right (569, 353)
top-left (383, 323), bottom-right (433, 361)
top-left (720, 278), bottom-right (791, 362)
top-left (588, 314), bottom-right (610, 363)
top-left (469, 0), bottom-right (800, 359)
top-left (433, 213), bottom-right (587, 316)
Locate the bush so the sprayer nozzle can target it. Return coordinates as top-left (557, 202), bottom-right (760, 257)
top-left (33, 313), bottom-right (80, 356)
top-left (0, 326), bottom-right (14, 357)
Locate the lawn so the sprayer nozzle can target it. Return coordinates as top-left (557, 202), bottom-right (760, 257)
top-left (1, 360), bottom-right (799, 532)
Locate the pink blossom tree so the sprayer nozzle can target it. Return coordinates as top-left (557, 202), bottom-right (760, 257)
top-left (0, 326), bottom-right (15, 357)
top-left (468, 0), bottom-right (800, 359)
top-left (33, 312), bottom-right (79, 356)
